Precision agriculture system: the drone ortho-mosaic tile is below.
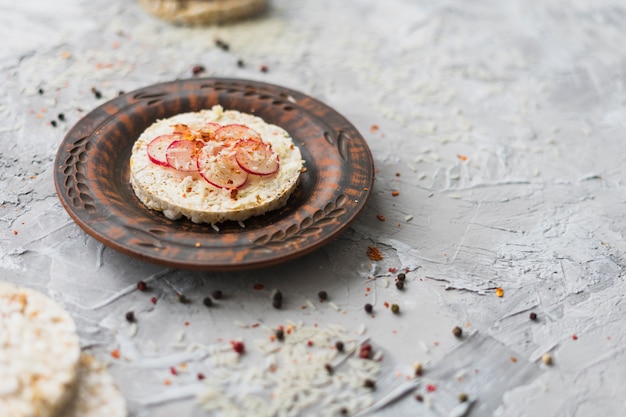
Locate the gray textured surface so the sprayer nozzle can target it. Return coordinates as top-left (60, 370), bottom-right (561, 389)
top-left (1, 0), bottom-right (626, 416)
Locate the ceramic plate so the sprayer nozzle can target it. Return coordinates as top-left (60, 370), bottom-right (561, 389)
top-left (54, 78), bottom-right (374, 271)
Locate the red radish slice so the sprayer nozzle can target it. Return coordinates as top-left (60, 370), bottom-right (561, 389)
top-left (197, 148), bottom-right (248, 189)
top-left (215, 124), bottom-right (262, 146)
top-left (147, 134), bottom-right (179, 167)
top-left (166, 140), bottom-right (203, 172)
top-left (235, 139), bottom-right (279, 175)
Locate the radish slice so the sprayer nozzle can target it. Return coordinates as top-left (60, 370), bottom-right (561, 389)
top-left (215, 124), bottom-right (262, 146)
top-left (197, 148), bottom-right (248, 189)
top-left (235, 139), bottom-right (279, 175)
top-left (147, 134), bottom-right (179, 167)
top-left (166, 140), bottom-right (202, 172)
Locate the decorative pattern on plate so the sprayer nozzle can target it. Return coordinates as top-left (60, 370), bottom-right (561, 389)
top-left (54, 78), bottom-right (374, 271)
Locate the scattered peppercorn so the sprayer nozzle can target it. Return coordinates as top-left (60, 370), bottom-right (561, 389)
top-left (415, 394), bottom-right (424, 402)
top-left (50, 120), bottom-right (57, 127)
top-left (453, 326), bottom-right (463, 338)
top-left (91, 87), bottom-right (102, 99)
top-left (275, 328), bottom-right (284, 341)
top-left (197, 373), bottom-right (205, 380)
top-left (395, 281), bottom-right (404, 290)
top-left (137, 281), bottom-right (147, 291)
top-left (324, 363), bottom-right (333, 375)
top-left (212, 290), bottom-right (223, 300)
top-left (397, 272), bottom-right (406, 281)
top-left (192, 65), bottom-right (205, 76)
top-left (125, 311), bottom-right (135, 322)
top-left (57, 113), bottom-right (65, 121)
top-left (458, 393), bottom-right (468, 403)
top-left (272, 298), bottom-right (282, 309)
top-left (260, 64), bottom-right (269, 73)
top-left (335, 340), bottom-right (345, 352)
top-left (413, 362), bottom-right (423, 377)
top-left (363, 379), bottom-right (376, 389)
top-left (541, 353), bottom-right (553, 365)
top-left (529, 312), bottom-right (538, 321)
top-left (376, 214), bottom-right (386, 222)
top-left (118, 90), bottom-right (125, 96)
top-left (364, 303), bottom-right (373, 313)
top-left (215, 38), bottom-right (230, 51)
top-left (339, 407), bottom-right (349, 416)
top-left (272, 290), bottom-right (283, 302)
top-left (176, 293), bottom-right (189, 303)
top-left (150, 297), bottom-right (157, 304)
top-left (237, 59), bottom-right (245, 68)
top-left (231, 340), bottom-right (245, 354)
top-left (38, 88), bottom-right (44, 95)
top-left (390, 303), bottom-right (400, 314)
top-left (203, 296), bottom-right (213, 307)
top-left (318, 290), bottom-right (328, 301)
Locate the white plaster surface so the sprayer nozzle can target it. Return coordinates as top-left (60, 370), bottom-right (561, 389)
top-left (1, 0), bottom-right (625, 416)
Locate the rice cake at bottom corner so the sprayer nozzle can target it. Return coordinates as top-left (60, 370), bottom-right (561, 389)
top-left (129, 105), bottom-right (304, 225)
top-left (65, 353), bottom-right (127, 417)
top-left (0, 283), bottom-right (81, 417)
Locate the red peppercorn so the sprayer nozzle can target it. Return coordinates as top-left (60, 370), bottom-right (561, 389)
top-left (151, 297), bottom-right (157, 304)
top-left (197, 373), bottom-right (205, 380)
top-left (231, 341), bottom-right (245, 354)
top-left (192, 65), bottom-right (205, 75)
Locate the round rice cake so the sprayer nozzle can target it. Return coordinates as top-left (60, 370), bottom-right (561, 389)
top-left (0, 283), bottom-right (81, 417)
top-left (138, 0), bottom-right (268, 26)
top-left (65, 354), bottom-right (127, 417)
top-left (129, 105), bottom-right (304, 224)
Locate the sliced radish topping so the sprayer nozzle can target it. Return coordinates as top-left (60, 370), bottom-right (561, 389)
top-left (166, 140), bottom-right (203, 172)
top-left (215, 124), bottom-right (262, 146)
top-left (147, 134), bottom-right (179, 167)
top-left (197, 148), bottom-right (248, 189)
top-left (235, 139), bottom-right (279, 175)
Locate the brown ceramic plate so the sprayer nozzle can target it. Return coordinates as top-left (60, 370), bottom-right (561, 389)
top-left (54, 78), bottom-right (374, 271)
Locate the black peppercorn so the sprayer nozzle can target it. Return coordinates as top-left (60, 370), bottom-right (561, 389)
top-left (335, 340), bottom-right (345, 352)
top-left (318, 290), bottom-right (328, 301)
top-left (125, 311), bottom-right (135, 322)
top-left (212, 290), bottom-right (223, 300)
top-left (137, 281), bottom-right (147, 291)
top-left (363, 379), bottom-right (376, 389)
top-left (364, 303), bottom-right (373, 313)
top-left (57, 113), bottom-right (65, 121)
top-left (390, 304), bottom-right (400, 314)
top-left (38, 88), bottom-right (44, 95)
top-left (203, 297), bottom-right (213, 307)
top-left (395, 281), bottom-right (404, 290)
top-left (458, 392), bottom-right (468, 403)
top-left (324, 363), bottom-right (333, 375)
top-left (91, 87), bottom-right (102, 99)
top-left (453, 326), bottom-right (463, 338)
top-left (177, 293), bottom-right (189, 304)
top-left (275, 328), bottom-right (284, 341)
top-left (237, 59), bottom-right (245, 68)
top-left (397, 272), bottom-right (406, 281)
top-left (272, 298), bottom-right (282, 309)
top-left (50, 120), bottom-right (57, 127)
top-left (529, 312), bottom-right (537, 321)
